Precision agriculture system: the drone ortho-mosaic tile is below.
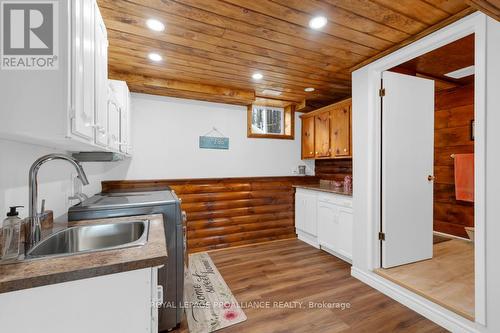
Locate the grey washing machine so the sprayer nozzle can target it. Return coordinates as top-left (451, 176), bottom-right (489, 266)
top-left (68, 189), bottom-right (186, 332)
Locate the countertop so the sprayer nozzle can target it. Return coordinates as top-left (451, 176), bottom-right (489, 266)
top-left (0, 214), bottom-right (167, 294)
top-left (293, 184), bottom-right (352, 196)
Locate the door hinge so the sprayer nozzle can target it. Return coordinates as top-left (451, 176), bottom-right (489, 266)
top-left (378, 232), bottom-right (385, 241)
top-left (379, 88), bottom-right (386, 97)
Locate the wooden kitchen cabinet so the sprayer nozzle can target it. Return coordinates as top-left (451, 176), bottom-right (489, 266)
top-left (301, 116), bottom-right (315, 159)
top-left (331, 100), bottom-right (351, 157)
top-left (300, 98), bottom-right (352, 160)
top-left (315, 111), bottom-right (331, 158)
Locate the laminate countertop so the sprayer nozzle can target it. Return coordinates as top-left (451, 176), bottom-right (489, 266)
top-left (293, 184), bottom-right (353, 196)
top-left (0, 214), bottom-right (167, 294)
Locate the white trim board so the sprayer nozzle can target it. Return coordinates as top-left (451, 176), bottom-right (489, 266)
top-left (351, 12), bottom-right (487, 326)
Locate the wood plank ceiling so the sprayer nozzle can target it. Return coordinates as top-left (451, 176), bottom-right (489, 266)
top-left (99, 0), bottom-right (477, 110)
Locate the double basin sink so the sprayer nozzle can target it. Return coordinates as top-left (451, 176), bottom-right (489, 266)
top-left (26, 220), bottom-right (150, 259)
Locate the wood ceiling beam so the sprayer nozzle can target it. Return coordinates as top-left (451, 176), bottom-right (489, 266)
top-left (350, 6), bottom-right (477, 72)
top-left (466, 0), bottom-right (500, 21)
top-left (110, 71), bottom-right (256, 105)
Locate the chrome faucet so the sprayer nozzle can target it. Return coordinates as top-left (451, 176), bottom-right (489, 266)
top-left (27, 154), bottom-right (89, 253)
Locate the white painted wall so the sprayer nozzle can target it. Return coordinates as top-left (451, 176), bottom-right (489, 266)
top-left (0, 139), bottom-right (116, 220)
top-left (105, 93), bottom-right (314, 180)
top-left (0, 94), bottom-right (312, 220)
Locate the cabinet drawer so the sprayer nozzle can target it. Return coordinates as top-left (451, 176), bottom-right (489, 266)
top-left (318, 194), bottom-right (352, 208)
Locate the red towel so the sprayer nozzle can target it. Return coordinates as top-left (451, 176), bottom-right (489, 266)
top-left (454, 153), bottom-right (474, 202)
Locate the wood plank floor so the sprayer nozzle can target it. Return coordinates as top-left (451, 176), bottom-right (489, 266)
top-left (176, 239), bottom-right (447, 333)
top-left (375, 239), bottom-right (474, 321)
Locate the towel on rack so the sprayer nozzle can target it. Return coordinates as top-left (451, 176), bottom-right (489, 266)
top-left (454, 153), bottom-right (474, 202)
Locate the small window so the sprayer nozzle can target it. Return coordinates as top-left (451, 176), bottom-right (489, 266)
top-left (247, 104), bottom-right (294, 139)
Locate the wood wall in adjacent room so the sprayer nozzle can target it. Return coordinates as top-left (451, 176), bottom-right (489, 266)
top-left (102, 176), bottom-right (318, 253)
top-left (315, 159), bottom-right (353, 182)
top-left (434, 84), bottom-right (474, 239)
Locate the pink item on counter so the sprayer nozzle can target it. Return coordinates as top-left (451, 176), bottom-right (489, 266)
top-left (344, 176), bottom-right (352, 192)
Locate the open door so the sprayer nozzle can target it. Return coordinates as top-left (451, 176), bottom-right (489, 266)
top-left (381, 71), bottom-right (435, 268)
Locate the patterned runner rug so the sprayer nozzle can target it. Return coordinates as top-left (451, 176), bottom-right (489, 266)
top-left (184, 252), bottom-right (247, 333)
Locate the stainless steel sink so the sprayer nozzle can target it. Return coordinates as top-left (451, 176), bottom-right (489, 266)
top-left (26, 220), bottom-right (149, 259)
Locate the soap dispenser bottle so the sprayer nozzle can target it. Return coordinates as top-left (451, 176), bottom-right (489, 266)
top-left (1, 206), bottom-right (23, 261)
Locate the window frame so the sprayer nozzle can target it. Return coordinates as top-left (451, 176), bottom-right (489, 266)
top-left (247, 104), bottom-right (295, 140)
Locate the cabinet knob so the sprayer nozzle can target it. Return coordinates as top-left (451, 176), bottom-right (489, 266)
top-left (310, 151), bottom-right (313, 154)
top-left (427, 175), bottom-right (435, 182)
top-left (344, 148), bottom-right (347, 152)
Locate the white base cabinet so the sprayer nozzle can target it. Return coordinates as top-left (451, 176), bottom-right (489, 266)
top-left (295, 188), bottom-right (353, 262)
top-left (0, 268), bottom-right (160, 333)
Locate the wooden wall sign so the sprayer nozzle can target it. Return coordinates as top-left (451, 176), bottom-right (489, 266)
top-left (199, 136), bottom-right (229, 150)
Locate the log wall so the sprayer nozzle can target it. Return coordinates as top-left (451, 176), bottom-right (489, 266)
top-left (102, 176), bottom-right (318, 253)
top-left (434, 84), bottom-right (474, 238)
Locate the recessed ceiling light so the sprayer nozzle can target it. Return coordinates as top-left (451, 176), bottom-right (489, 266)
top-left (304, 87), bottom-right (315, 92)
top-left (262, 89), bottom-right (282, 96)
top-left (309, 16), bottom-right (327, 30)
top-left (444, 65), bottom-right (474, 79)
top-left (252, 72), bottom-right (263, 80)
top-left (146, 19), bottom-right (165, 32)
top-left (148, 53), bottom-right (162, 62)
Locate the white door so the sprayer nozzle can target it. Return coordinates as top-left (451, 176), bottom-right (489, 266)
top-left (94, 4), bottom-right (108, 147)
top-left (317, 201), bottom-right (338, 251)
top-left (381, 71), bottom-right (435, 268)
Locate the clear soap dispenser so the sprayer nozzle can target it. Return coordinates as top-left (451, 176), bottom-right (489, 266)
top-left (1, 206), bottom-right (23, 261)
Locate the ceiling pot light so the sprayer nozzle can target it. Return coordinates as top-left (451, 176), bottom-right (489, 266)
top-left (146, 19), bottom-right (165, 32)
top-left (309, 16), bottom-right (327, 30)
top-left (148, 53), bottom-right (162, 62)
top-left (304, 87), bottom-right (315, 92)
top-left (444, 65), bottom-right (475, 79)
top-left (252, 72), bottom-right (263, 80)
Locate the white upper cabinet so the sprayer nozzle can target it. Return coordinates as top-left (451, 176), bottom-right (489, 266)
top-left (71, 0), bottom-right (95, 141)
top-left (0, 0), bottom-right (130, 155)
top-left (94, 3), bottom-right (109, 147)
top-left (109, 80), bottom-right (132, 155)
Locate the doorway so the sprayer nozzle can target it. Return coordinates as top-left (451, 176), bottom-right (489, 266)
top-left (375, 35), bottom-right (475, 320)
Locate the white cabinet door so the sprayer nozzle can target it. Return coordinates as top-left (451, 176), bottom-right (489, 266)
top-left (295, 191), bottom-right (317, 236)
top-left (109, 80), bottom-right (131, 154)
top-left (94, 3), bottom-right (108, 147)
top-left (108, 97), bottom-right (121, 152)
top-left (317, 202), bottom-right (338, 251)
top-left (336, 207), bottom-right (353, 259)
top-left (0, 268), bottom-right (158, 333)
top-left (71, 0), bottom-right (95, 141)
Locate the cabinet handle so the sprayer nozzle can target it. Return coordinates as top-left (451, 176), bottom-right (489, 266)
top-left (343, 148), bottom-right (347, 152)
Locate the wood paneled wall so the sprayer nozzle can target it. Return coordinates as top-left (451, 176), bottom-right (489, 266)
top-left (315, 159), bottom-right (353, 182)
top-left (102, 176), bottom-right (318, 253)
top-left (434, 84), bottom-right (474, 238)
